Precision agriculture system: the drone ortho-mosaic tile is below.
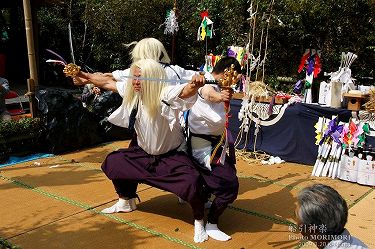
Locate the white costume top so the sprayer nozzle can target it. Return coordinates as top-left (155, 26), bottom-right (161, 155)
top-left (187, 73), bottom-right (225, 170)
top-left (188, 73), bottom-right (225, 136)
top-left (112, 64), bottom-right (197, 83)
top-left (108, 82), bottom-right (196, 155)
top-left (112, 64), bottom-right (197, 129)
top-left (109, 64), bottom-right (200, 155)
top-left (324, 229), bottom-right (368, 249)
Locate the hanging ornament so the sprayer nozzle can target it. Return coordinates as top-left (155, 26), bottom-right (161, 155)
top-left (163, 9), bottom-right (179, 35)
top-left (298, 50), bottom-right (310, 73)
top-left (314, 117), bottom-right (326, 145)
top-left (204, 55), bottom-right (213, 73)
top-left (227, 46), bottom-right (245, 67)
top-left (197, 10), bottom-right (214, 41)
top-left (313, 53), bottom-right (322, 78)
top-left (298, 49), bottom-right (322, 78)
top-left (247, 2), bottom-right (257, 21)
top-left (297, 49), bottom-right (322, 103)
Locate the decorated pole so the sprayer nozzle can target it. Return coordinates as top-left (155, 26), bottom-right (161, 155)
top-left (171, 0), bottom-right (178, 64)
top-left (163, 0), bottom-right (179, 63)
top-left (197, 10), bottom-right (215, 74)
top-left (22, 0), bottom-right (38, 117)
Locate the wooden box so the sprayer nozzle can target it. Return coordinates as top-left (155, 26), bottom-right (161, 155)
top-left (343, 93), bottom-right (369, 111)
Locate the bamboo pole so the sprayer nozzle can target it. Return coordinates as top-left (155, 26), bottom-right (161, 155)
top-left (22, 0), bottom-right (38, 117)
top-left (27, 78), bottom-right (37, 117)
top-left (171, 0), bottom-right (178, 64)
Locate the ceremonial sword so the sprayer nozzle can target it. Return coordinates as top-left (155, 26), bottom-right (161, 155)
top-left (48, 60), bottom-right (220, 85)
top-left (108, 74), bottom-right (220, 85)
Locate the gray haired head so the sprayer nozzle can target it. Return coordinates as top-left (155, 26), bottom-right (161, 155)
top-left (297, 184), bottom-right (348, 235)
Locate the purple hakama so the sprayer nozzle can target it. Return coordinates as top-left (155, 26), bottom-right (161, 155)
top-left (101, 145), bottom-right (206, 219)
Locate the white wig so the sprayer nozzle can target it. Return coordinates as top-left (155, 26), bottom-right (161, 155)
top-left (123, 59), bottom-right (168, 120)
top-left (130, 38), bottom-right (171, 64)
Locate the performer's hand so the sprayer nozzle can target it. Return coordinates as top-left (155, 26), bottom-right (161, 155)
top-left (179, 73), bottom-right (206, 99)
top-left (189, 72), bottom-right (206, 89)
top-left (73, 76), bottom-right (89, 86)
top-left (220, 88), bottom-right (233, 102)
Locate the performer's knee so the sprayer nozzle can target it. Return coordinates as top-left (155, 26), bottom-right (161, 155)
top-left (223, 178), bottom-right (239, 203)
top-left (184, 171), bottom-right (202, 186)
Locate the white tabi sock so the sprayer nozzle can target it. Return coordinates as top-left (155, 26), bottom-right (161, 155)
top-left (205, 223), bottom-right (231, 241)
top-left (194, 219), bottom-right (208, 243)
top-left (101, 198), bottom-right (136, 214)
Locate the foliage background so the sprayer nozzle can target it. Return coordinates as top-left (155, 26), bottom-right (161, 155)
top-left (37, 0), bottom-right (374, 91)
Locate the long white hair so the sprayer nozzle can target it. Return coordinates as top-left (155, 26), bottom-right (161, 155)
top-left (123, 59), bottom-right (168, 120)
top-left (130, 38), bottom-right (171, 64)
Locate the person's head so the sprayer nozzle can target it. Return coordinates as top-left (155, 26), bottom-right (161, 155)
top-left (296, 184), bottom-right (348, 238)
top-left (124, 58), bottom-right (168, 120)
top-left (211, 56), bottom-right (242, 83)
top-left (130, 38), bottom-right (171, 64)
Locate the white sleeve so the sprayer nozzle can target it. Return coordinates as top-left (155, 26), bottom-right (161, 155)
top-left (115, 81), bottom-right (127, 97)
top-left (161, 84), bottom-right (197, 130)
top-left (112, 68), bottom-right (130, 82)
top-left (108, 104), bottom-right (130, 128)
top-left (169, 65), bottom-right (197, 80)
top-left (162, 84), bottom-right (197, 111)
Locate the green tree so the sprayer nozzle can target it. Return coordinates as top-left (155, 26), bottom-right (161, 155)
top-left (37, 0), bottom-right (374, 88)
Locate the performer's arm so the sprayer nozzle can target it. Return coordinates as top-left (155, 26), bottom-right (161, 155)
top-left (200, 85), bottom-right (232, 103)
top-left (73, 71), bottom-right (118, 92)
top-left (179, 74), bottom-right (205, 99)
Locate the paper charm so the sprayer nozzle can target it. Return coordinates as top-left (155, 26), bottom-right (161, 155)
top-left (351, 124), bottom-right (362, 147)
top-left (204, 55), bottom-right (214, 73)
top-left (324, 117), bottom-right (343, 145)
top-left (227, 46), bottom-right (245, 67)
top-left (357, 123), bottom-right (370, 147)
top-left (298, 49), bottom-right (322, 78)
top-left (298, 50), bottom-right (310, 73)
top-left (197, 10), bottom-right (214, 41)
top-left (314, 117), bottom-right (326, 145)
top-left (352, 122), bottom-right (369, 148)
top-left (341, 124), bottom-right (350, 148)
top-left (163, 9), bottom-right (179, 35)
